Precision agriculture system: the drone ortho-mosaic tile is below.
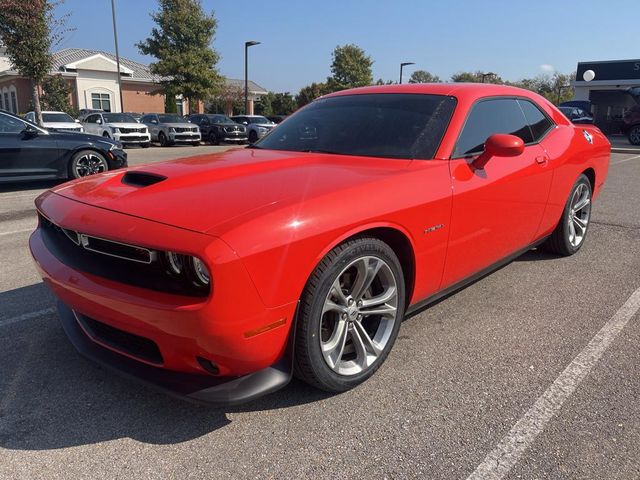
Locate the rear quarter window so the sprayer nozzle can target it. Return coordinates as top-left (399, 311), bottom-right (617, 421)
top-left (518, 99), bottom-right (555, 141)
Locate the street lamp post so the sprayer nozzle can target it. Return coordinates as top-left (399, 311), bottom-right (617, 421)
top-left (480, 72), bottom-right (496, 83)
top-left (244, 41), bottom-right (261, 114)
top-left (110, 0), bottom-right (124, 112)
top-left (399, 62), bottom-right (415, 84)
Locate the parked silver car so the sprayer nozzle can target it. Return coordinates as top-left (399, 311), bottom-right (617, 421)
top-left (230, 115), bottom-right (276, 143)
top-left (140, 113), bottom-right (201, 147)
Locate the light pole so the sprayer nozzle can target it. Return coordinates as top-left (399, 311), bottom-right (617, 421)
top-left (244, 41), bottom-right (261, 114)
top-left (480, 72), bottom-right (496, 83)
top-left (399, 62), bottom-right (415, 84)
top-left (110, 0), bottom-right (123, 112)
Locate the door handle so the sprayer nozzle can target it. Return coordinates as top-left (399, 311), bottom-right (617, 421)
top-left (535, 155), bottom-right (548, 165)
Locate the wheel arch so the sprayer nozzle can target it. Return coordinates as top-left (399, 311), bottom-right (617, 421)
top-left (311, 224), bottom-right (417, 307)
top-left (65, 146), bottom-right (110, 178)
top-left (582, 167), bottom-right (595, 192)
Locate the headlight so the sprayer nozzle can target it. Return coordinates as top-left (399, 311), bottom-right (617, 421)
top-left (165, 252), bottom-right (184, 274)
top-left (257, 127), bottom-right (267, 133)
top-left (109, 142), bottom-right (123, 150)
top-left (163, 252), bottom-right (210, 287)
top-left (169, 127), bottom-right (176, 133)
top-left (110, 126), bottom-right (120, 133)
top-left (191, 257), bottom-right (210, 285)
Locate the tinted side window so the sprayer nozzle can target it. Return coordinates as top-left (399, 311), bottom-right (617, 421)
top-left (85, 115), bottom-right (98, 123)
top-left (0, 113), bottom-right (26, 133)
top-left (454, 99), bottom-right (533, 157)
top-left (140, 115), bottom-right (152, 123)
top-left (518, 99), bottom-right (554, 141)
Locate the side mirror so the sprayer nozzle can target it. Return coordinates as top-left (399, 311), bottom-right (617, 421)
top-left (96, 119), bottom-right (102, 125)
top-left (22, 125), bottom-right (39, 137)
top-left (474, 134), bottom-right (524, 169)
top-left (242, 121), bottom-right (248, 125)
top-left (75, 119), bottom-right (80, 123)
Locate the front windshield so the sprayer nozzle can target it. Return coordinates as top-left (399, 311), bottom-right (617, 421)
top-left (255, 93), bottom-right (457, 159)
top-left (43, 112), bottom-right (75, 123)
top-left (210, 115), bottom-right (233, 124)
top-left (103, 113), bottom-right (136, 123)
top-left (158, 114), bottom-right (188, 123)
top-left (248, 116), bottom-right (270, 124)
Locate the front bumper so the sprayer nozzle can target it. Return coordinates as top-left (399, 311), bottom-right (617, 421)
top-left (56, 300), bottom-right (292, 405)
top-left (169, 131), bottom-right (201, 143)
top-left (113, 132), bottom-right (151, 144)
top-left (29, 192), bottom-right (297, 404)
top-left (107, 148), bottom-right (128, 169)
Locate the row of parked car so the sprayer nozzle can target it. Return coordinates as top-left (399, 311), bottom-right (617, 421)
top-left (23, 109), bottom-right (282, 148)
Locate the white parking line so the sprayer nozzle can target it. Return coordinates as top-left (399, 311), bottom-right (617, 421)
top-left (0, 307), bottom-right (55, 328)
top-left (467, 285), bottom-right (640, 480)
top-left (612, 154), bottom-right (640, 165)
top-left (0, 228), bottom-right (34, 237)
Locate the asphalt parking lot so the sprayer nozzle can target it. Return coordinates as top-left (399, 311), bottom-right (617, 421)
top-left (0, 150), bottom-right (639, 479)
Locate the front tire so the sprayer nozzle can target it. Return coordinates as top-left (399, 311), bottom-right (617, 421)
top-left (628, 125), bottom-right (640, 145)
top-left (543, 174), bottom-right (592, 256)
top-left (294, 237), bottom-right (405, 392)
top-left (248, 130), bottom-right (258, 144)
top-left (69, 150), bottom-right (109, 179)
top-left (158, 132), bottom-right (170, 147)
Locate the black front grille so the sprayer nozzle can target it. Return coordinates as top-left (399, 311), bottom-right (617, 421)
top-left (76, 313), bottom-right (163, 365)
top-left (175, 127), bottom-right (196, 133)
top-left (39, 214), bottom-right (210, 298)
top-left (120, 135), bottom-right (148, 142)
top-left (119, 127), bottom-right (144, 134)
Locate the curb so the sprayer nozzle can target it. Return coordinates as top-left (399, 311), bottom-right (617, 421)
top-left (611, 148), bottom-right (640, 154)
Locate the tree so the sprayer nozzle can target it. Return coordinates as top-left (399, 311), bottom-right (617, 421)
top-left (0, 0), bottom-right (67, 124)
top-left (408, 70), bottom-right (441, 83)
top-left (255, 91), bottom-right (274, 116)
top-left (508, 72), bottom-right (575, 104)
top-left (271, 92), bottom-right (296, 115)
top-left (296, 82), bottom-right (328, 108)
top-left (326, 44), bottom-right (373, 92)
top-left (375, 78), bottom-right (395, 85)
top-left (41, 74), bottom-right (74, 114)
top-left (137, 0), bottom-right (223, 110)
top-left (451, 71), bottom-right (503, 84)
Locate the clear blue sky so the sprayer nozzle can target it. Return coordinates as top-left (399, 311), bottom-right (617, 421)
top-left (54, 0), bottom-right (640, 93)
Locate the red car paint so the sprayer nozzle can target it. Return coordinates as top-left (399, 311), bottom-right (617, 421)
top-left (30, 84), bottom-right (610, 394)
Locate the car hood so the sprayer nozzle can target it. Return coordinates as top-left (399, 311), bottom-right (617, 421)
top-left (50, 148), bottom-right (411, 235)
top-left (107, 122), bottom-right (144, 129)
top-left (161, 123), bottom-right (198, 128)
top-left (45, 122), bottom-right (82, 130)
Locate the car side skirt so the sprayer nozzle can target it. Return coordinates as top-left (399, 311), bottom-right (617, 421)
top-left (405, 236), bottom-right (549, 318)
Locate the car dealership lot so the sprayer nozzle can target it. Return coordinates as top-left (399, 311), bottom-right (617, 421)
top-left (0, 151), bottom-right (639, 479)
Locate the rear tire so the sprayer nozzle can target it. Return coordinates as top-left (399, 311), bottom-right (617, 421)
top-left (209, 132), bottom-right (219, 145)
top-left (294, 237), bottom-right (405, 392)
top-left (628, 125), bottom-right (640, 145)
top-left (542, 174), bottom-right (592, 256)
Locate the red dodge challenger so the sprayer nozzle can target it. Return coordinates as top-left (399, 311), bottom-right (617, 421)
top-left (30, 84), bottom-right (610, 405)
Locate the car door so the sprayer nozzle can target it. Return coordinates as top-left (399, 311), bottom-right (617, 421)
top-left (441, 97), bottom-right (553, 287)
top-left (0, 113), bottom-right (61, 178)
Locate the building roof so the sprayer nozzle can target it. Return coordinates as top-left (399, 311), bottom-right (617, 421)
top-left (52, 48), bottom-right (161, 82)
top-left (224, 78), bottom-right (268, 95)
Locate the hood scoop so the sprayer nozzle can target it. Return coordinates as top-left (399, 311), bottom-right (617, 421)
top-left (122, 171), bottom-right (167, 187)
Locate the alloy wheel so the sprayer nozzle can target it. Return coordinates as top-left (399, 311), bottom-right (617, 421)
top-left (630, 126), bottom-right (640, 145)
top-left (319, 256), bottom-right (399, 376)
top-left (74, 153), bottom-right (107, 177)
top-left (567, 182), bottom-right (591, 248)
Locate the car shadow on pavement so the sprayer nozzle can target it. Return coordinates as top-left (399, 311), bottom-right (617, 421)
top-left (0, 284), bottom-right (332, 451)
top-left (0, 180), bottom-right (61, 194)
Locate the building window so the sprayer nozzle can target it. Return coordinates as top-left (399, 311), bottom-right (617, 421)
top-left (91, 93), bottom-right (111, 112)
top-left (0, 92), bottom-right (3, 110)
top-left (4, 92), bottom-right (10, 113)
top-left (10, 90), bottom-right (17, 114)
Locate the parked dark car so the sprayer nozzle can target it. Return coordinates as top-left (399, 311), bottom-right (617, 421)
top-left (558, 106), bottom-right (594, 124)
top-left (621, 105), bottom-right (640, 145)
top-left (267, 115), bottom-right (286, 124)
top-left (0, 110), bottom-right (127, 182)
top-left (559, 100), bottom-right (592, 113)
top-left (188, 114), bottom-right (247, 145)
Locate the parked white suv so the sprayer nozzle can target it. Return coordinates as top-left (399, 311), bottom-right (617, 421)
top-left (25, 111), bottom-right (84, 133)
top-left (230, 115), bottom-right (276, 143)
top-left (82, 112), bottom-right (151, 147)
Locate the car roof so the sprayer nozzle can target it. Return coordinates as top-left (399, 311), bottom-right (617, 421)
top-left (323, 82), bottom-right (545, 101)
